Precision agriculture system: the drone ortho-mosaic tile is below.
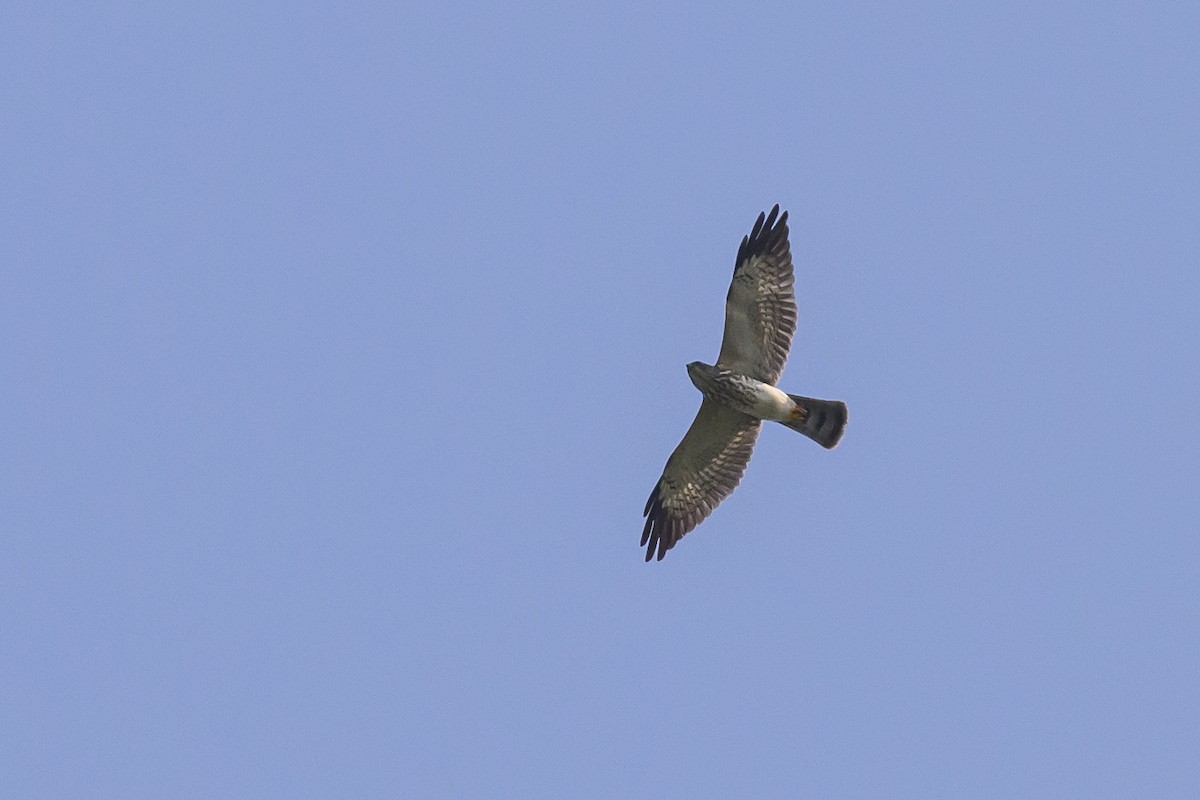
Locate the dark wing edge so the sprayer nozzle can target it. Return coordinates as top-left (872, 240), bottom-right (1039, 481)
top-left (734, 204), bottom-right (787, 268)
top-left (716, 204), bottom-right (797, 384)
top-left (641, 401), bottom-right (761, 561)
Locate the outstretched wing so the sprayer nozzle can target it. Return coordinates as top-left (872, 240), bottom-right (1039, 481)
top-left (642, 400), bottom-right (761, 561)
top-left (715, 205), bottom-right (796, 385)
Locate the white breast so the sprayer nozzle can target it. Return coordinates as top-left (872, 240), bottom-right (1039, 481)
top-left (747, 381), bottom-right (793, 421)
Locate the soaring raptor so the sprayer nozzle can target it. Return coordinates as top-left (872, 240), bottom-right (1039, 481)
top-left (641, 205), bottom-right (847, 561)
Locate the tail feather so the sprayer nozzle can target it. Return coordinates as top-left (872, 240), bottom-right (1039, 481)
top-left (782, 395), bottom-right (848, 449)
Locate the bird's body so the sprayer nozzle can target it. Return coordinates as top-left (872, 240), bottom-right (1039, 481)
top-left (641, 205), bottom-right (848, 561)
top-left (687, 362), bottom-right (792, 421)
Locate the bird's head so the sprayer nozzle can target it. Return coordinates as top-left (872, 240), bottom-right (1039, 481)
top-left (686, 361), bottom-right (717, 390)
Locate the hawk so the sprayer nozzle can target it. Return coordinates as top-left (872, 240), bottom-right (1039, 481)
top-left (641, 205), bottom-right (847, 561)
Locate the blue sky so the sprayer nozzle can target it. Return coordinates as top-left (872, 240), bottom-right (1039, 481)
top-left (4, 2), bottom-right (1199, 797)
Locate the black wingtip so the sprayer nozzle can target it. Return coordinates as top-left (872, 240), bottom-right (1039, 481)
top-left (641, 484), bottom-right (680, 562)
top-left (655, 519), bottom-right (671, 561)
top-left (750, 210), bottom-right (767, 241)
top-left (736, 204), bottom-right (789, 266)
top-left (763, 204), bottom-right (779, 230)
top-left (642, 486), bottom-right (660, 560)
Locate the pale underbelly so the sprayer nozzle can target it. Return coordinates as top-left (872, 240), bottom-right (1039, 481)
top-left (710, 377), bottom-right (792, 421)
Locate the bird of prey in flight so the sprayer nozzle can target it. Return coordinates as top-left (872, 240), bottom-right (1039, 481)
top-left (641, 205), bottom-right (847, 561)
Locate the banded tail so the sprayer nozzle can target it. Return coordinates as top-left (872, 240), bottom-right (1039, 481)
top-left (782, 395), bottom-right (848, 449)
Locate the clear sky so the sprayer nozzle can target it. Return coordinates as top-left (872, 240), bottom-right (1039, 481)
top-left (4, 2), bottom-right (1199, 798)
